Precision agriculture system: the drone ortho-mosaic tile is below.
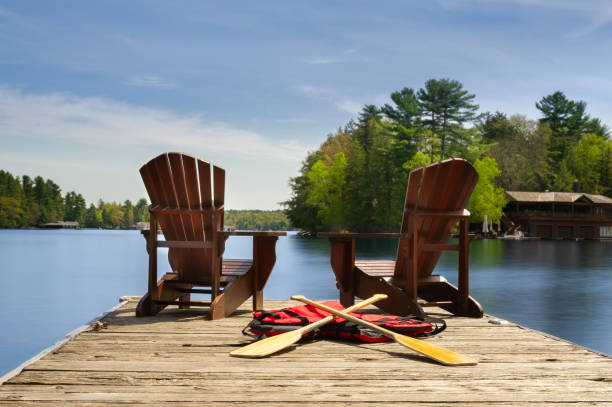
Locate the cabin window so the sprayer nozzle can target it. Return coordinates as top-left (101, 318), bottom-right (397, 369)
top-left (601, 226), bottom-right (612, 238)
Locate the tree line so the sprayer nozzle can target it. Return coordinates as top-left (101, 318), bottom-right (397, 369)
top-left (283, 79), bottom-right (612, 233)
top-left (224, 210), bottom-right (292, 231)
top-left (0, 171), bottom-right (293, 231)
top-left (0, 170), bottom-right (150, 229)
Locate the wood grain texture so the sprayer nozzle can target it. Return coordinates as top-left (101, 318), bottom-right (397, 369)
top-left (2, 298), bottom-right (610, 405)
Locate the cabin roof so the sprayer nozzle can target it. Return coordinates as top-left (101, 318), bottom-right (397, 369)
top-left (506, 191), bottom-right (612, 205)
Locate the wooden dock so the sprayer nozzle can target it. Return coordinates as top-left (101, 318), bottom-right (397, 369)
top-left (1, 297), bottom-right (611, 406)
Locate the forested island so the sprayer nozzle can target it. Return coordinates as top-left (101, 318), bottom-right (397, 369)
top-left (283, 79), bottom-right (612, 233)
top-left (0, 171), bottom-right (291, 230)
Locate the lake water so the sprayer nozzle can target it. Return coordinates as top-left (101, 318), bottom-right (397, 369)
top-left (1, 229), bottom-right (611, 375)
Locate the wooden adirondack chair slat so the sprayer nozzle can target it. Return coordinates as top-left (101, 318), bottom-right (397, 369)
top-left (416, 159), bottom-right (466, 277)
top-left (181, 154), bottom-right (205, 241)
top-left (420, 160), bottom-right (477, 277)
top-left (213, 165), bottom-right (225, 210)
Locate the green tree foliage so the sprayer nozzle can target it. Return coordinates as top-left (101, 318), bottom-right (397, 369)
top-left (100, 201), bottom-right (124, 229)
top-left (417, 78), bottom-right (479, 158)
top-left (64, 191), bottom-right (87, 222)
top-left (33, 177), bottom-right (64, 224)
top-left (83, 204), bottom-right (103, 228)
top-left (0, 170), bottom-right (25, 228)
top-left (484, 115), bottom-right (552, 191)
top-left (306, 153), bottom-right (347, 229)
top-left (536, 91), bottom-right (588, 145)
top-left (122, 200), bottom-right (135, 228)
top-left (536, 91), bottom-right (595, 176)
top-left (381, 87), bottom-right (421, 128)
top-left (285, 82), bottom-right (612, 234)
top-left (285, 79), bottom-right (483, 233)
top-left (0, 169), bottom-right (149, 229)
top-left (134, 198), bottom-right (149, 223)
top-left (0, 197), bottom-right (24, 228)
top-left (535, 91), bottom-right (611, 193)
top-left (566, 133), bottom-right (612, 195)
top-left (467, 157), bottom-right (507, 223)
top-left (224, 210), bottom-right (291, 231)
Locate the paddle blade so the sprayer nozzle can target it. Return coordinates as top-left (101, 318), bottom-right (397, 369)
top-left (395, 335), bottom-right (477, 366)
top-left (230, 330), bottom-right (303, 358)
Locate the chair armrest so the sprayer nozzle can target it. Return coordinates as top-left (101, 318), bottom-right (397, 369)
top-left (219, 230), bottom-right (286, 237)
top-left (141, 229), bottom-right (285, 240)
top-left (318, 232), bottom-right (410, 239)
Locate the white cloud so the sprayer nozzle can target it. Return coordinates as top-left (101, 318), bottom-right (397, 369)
top-left (445, 0), bottom-right (612, 37)
top-left (334, 99), bottom-right (363, 115)
top-left (274, 117), bottom-right (315, 124)
top-left (293, 84), bottom-right (391, 116)
top-left (293, 84), bottom-right (368, 115)
top-left (124, 75), bottom-right (176, 89)
top-left (305, 57), bottom-right (343, 65)
top-left (0, 87), bottom-right (310, 162)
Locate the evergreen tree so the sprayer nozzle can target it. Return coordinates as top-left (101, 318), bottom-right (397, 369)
top-left (64, 191), bottom-right (87, 223)
top-left (381, 87), bottom-right (421, 128)
top-left (134, 198), bottom-right (149, 223)
top-left (479, 111), bottom-right (515, 142)
top-left (417, 78), bottom-right (479, 158)
top-left (122, 200), bottom-right (135, 228)
top-left (83, 204), bottom-right (103, 228)
top-left (536, 91), bottom-right (589, 170)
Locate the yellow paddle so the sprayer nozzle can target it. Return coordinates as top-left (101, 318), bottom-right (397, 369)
top-left (291, 295), bottom-right (477, 366)
top-left (230, 294), bottom-right (388, 358)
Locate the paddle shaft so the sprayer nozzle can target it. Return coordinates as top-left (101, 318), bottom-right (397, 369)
top-left (294, 294), bottom-right (388, 335)
top-left (291, 295), bottom-right (400, 338)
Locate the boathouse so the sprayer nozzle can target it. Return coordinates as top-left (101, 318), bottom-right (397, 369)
top-left (41, 221), bottom-right (79, 229)
top-left (504, 190), bottom-right (612, 239)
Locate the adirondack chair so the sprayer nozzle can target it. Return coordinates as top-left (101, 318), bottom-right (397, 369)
top-left (320, 158), bottom-right (484, 318)
top-left (136, 152), bottom-right (285, 320)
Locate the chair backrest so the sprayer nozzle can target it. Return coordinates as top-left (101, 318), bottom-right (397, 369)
top-left (394, 158), bottom-right (478, 279)
top-left (140, 152), bottom-right (225, 280)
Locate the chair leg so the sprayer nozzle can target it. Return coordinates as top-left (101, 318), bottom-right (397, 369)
top-left (328, 237), bottom-right (356, 308)
top-left (418, 281), bottom-right (483, 317)
top-left (353, 268), bottom-right (424, 318)
top-left (209, 275), bottom-right (250, 320)
top-left (178, 293), bottom-right (191, 309)
top-left (252, 288), bottom-right (263, 311)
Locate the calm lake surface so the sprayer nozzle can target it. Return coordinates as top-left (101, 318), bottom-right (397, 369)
top-left (1, 229), bottom-right (611, 375)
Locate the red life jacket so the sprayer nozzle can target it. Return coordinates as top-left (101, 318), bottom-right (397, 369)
top-left (243, 301), bottom-right (446, 343)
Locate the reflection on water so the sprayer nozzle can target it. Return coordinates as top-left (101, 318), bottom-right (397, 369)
top-left (0, 230), bottom-right (611, 376)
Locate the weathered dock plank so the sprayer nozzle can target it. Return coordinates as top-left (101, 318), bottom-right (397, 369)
top-left (1, 298), bottom-right (610, 406)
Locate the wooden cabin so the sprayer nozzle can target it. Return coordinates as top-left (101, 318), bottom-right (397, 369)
top-left (504, 190), bottom-right (612, 239)
top-left (41, 221), bottom-right (79, 229)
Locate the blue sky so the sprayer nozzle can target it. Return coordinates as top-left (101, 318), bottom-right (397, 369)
top-left (2, 0), bottom-right (612, 209)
